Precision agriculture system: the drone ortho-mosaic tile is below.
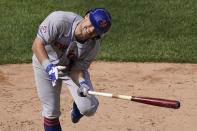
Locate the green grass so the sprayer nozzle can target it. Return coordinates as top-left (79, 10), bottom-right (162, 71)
top-left (0, 0), bottom-right (197, 64)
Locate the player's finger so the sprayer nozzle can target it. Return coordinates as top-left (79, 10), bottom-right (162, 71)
top-left (52, 80), bottom-right (56, 87)
top-left (57, 66), bottom-right (66, 70)
top-left (55, 69), bottom-right (58, 79)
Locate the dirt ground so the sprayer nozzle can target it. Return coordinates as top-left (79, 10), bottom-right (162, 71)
top-left (0, 61), bottom-right (197, 131)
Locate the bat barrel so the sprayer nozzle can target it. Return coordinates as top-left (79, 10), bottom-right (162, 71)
top-left (88, 91), bottom-right (180, 109)
top-left (131, 96), bottom-right (180, 109)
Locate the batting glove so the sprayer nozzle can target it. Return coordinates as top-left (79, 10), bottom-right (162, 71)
top-left (77, 80), bottom-right (90, 97)
top-left (46, 64), bottom-right (66, 87)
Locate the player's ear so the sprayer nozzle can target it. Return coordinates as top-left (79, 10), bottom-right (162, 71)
top-left (85, 13), bottom-right (90, 19)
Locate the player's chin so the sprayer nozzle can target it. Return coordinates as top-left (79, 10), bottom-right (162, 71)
top-left (80, 33), bottom-right (90, 40)
top-left (76, 33), bottom-right (86, 41)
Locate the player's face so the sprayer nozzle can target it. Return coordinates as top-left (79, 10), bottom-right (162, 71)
top-left (76, 14), bottom-right (98, 40)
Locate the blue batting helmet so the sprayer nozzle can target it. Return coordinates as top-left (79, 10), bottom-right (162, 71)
top-left (89, 8), bottom-right (112, 37)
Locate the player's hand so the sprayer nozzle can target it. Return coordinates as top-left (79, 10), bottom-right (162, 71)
top-left (46, 64), bottom-right (66, 87)
top-left (77, 81), bottom-right (90, 97)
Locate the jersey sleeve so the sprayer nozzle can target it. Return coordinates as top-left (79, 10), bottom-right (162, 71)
top-left (74, 41), bottom-right (100, 71)
top-left (37, 12), bottom-right (59, 45)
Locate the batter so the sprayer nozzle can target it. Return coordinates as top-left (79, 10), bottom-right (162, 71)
top-left (32, 8), bottom-right (112, 131)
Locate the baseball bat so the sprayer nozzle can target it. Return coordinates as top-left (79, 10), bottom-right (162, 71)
top-left (88, 91), bottom-right (180, 109)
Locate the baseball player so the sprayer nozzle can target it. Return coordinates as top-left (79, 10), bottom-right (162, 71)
top-left (32, 8), bottom-right (112, 131)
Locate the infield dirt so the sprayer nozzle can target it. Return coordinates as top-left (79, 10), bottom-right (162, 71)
top-left (0, 61), bottom-right (197, 131)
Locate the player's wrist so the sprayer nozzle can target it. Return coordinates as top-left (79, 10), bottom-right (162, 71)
top-left (77, 77), bottom-right (90, 97)
top-left (42, 59), bottom-right (51, 71)
top-left (78, 77), bottom-right (87, 86)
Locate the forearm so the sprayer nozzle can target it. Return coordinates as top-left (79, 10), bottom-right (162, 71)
top-left (70, 66), bottom-right (91, 97)
top-left (70, 66), bottom-right (85, 84)
top-left (32, 36), bottom-right (49, 64)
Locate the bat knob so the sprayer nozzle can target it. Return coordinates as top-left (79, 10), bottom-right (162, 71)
top-left (174, 101), bottom-right (180, 109)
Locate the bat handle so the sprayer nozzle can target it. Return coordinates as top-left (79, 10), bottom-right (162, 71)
top-left (131, 96), bottom-right (180, 109)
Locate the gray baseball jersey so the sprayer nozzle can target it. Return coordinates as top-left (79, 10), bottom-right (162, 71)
top-left (32, 11), bottom-right (99, 119)
top-left (33, 11), bottom-right (100, 70)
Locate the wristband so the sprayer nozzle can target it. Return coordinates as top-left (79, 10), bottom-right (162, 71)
top-left (78, 77), bottom-right (87, 86)
top-left (42, 59), bottom-right (51, 70)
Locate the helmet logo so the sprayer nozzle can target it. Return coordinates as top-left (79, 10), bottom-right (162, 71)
top-left (100, 20), bottom-right (107, 28)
